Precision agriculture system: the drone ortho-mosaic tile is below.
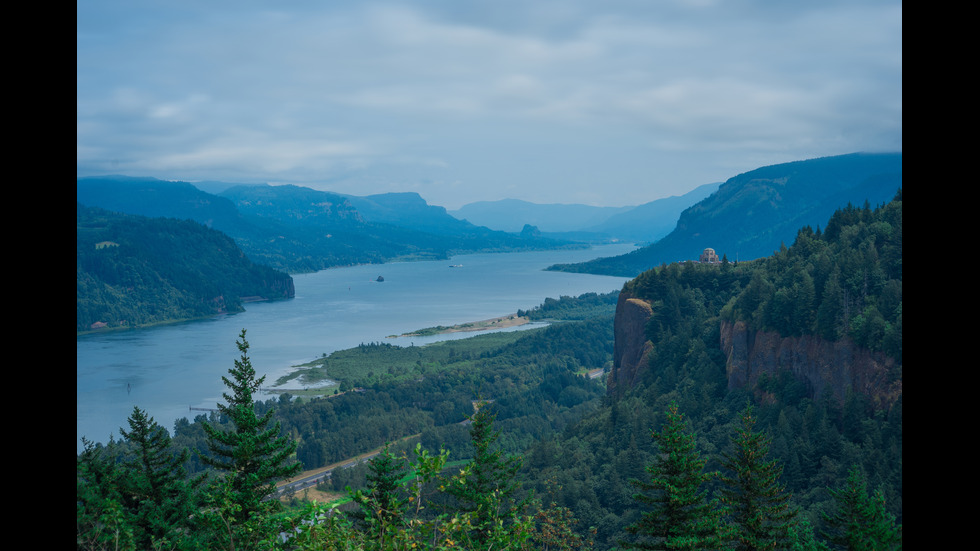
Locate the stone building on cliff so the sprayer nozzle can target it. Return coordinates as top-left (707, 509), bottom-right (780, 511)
top-left (699, 247), bottom-right (720, 263)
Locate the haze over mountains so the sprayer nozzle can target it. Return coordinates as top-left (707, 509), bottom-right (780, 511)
top-left (76, 177), bottom-right (578, 274)
top-left (549, 152), bottom-right (902, 276)
top-left (77, 151), bottom-right (902, 296)
top-left (449, 182), bottom-right (720, 243)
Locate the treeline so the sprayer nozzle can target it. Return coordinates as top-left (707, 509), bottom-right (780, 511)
top-left (170, 317), bottom-right (614, 477)
top-left (719, 191), bottom-right (902, 358)
top-left (517, 290), bottom-right (620, 321)
top-left (77, 193), bottom-right (901, 549)
top-left (514, 190), bottom-right (902, 548)
top-left (77, 204), bottom-right (294, 333)
top-left (77, 331), bottom-right (899, 549)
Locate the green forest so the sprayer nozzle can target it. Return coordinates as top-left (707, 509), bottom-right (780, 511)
top-left (77, 191), bottom-right (901, 550)
top-left (77, 204), bottom-right (295, 333)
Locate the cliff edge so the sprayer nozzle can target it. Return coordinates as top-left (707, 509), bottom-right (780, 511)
top-left (610, 291), bottom-right (901, 410)
top-left (720, 319), bottom-right (901, 410)
top-left (608, 291), bottom-right (654, 396)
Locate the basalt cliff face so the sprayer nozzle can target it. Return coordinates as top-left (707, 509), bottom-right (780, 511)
top-left (610, 291), bottom-right (902, 409)
top-left (720, 320), bottom-right (901, 410)
top-left (608, 291), bottom-right (654, 397)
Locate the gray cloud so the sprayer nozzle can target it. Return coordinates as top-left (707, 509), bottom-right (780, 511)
top-left (77, 1), bottom-right (901, 209)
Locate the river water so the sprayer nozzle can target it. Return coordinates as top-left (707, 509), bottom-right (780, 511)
top-left (76, 243), bottom-right (637, 453)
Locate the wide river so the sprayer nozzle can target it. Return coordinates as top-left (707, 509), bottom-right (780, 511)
top-left (76, 243), bottom-right (637, 453)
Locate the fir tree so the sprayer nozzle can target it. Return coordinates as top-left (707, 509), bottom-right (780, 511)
top-left (349, 442), bottom-right (409, 542)
top-left (623, 402), bottom-right (722, 550)
top-left (719, 404), bottom-right (798, 551)
top-left (118, 406), bottom-right (202, 548)
top-left (445, 402), bottom-right (526, 545)
top-left (821, 465), bottom-right (901, 551)
top-left (77, 437), bottom-right (137, 550)
top-left (201, 329), bottom-right (301, 525)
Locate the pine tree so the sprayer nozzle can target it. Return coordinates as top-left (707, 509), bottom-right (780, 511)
top-left (821, 465), bottom-right (901, 550)
top-left (445, 402), bottom-right (526, 545)
top-left (349, 442), bottom-right (409, 542)
top-left (118, 406), bottom-right (202, 548)
top-left (201, 329), bottom-right (301, 525)
top-left (77, 437), bottom-right (138, 550)
top-left (719, 404), bottom-right (798, 551)
top-left (623, 402), bottom-right (722, 550)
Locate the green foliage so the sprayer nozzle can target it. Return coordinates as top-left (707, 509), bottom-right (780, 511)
top-left (623, 402), bottom-right (723, 550)
top-left (820, 465), bottom-right (902, 551)
top-left (77, 438), bottom-right (136, 550)
top-left (117, 407), bottom-right (204, 548)
top-left (723, 190), bottom-right (902, 355)
top-left (77, 176), bottom-right (580, 276)
top-left (444, 404), bottom-right (528, 545)
top-left (518, 291), bottom-right (621, 321)
top-left (77, 195), bottom-right (903, 551)
top-left (547, 153), bottom-right (902, 277)
top-left (77, 204), bottom-right (294, 332)
top-left (77, 413), bottom-right (204, 551)
top-left (719, 404), bottom-right (799, 551)
top-left (200, 329), bottom-right (302, 529)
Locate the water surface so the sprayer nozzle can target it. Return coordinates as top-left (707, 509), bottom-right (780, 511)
top-left (77, 244), bottom-right (637, 452)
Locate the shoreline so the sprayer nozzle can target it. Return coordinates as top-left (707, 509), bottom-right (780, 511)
top-left (393, 313), bottom-right (530, 338)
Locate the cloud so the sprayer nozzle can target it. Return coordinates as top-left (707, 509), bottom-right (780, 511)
top-left (77, 1), bottom-right (901, 208)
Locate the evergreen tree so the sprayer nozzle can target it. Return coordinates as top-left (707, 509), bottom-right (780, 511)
top-left (118, 406), bottom-right (202, 548)
top-left (201, 329), bottom-right (301, 526)
top-left (445, 402), bottom-right (527, 545)
top-left (821, 465), bottom-right (901, 551)
top-left (719, 404), bottom-right (798, 551)
top-left (623, 402), bottom-right (722, 550)
top-left (77, 437), bottom-right (138, 550)
top-left (349, 442), bottom-right (409, 543)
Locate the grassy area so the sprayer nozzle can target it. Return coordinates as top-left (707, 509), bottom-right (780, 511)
top-left (272, 328), bottom-right (545, 393)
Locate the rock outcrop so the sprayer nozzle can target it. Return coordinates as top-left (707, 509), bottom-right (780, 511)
top-left (720, 320), bottom-right (901, 410)
top-left (608, 291), bottom-right (655, 396)
top-left (609, 289), bottom-right (901, 410)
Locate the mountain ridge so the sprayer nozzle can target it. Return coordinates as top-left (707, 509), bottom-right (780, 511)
top-left (77, 177), bottom-right (578, 274)
top-left (548, 152), bottom-right (902, 276)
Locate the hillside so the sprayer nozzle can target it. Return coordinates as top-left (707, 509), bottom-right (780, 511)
top-left (549, 152), bottom-right (902, 276)
top-left (77, 176), bottom-right (577, 274)
top-left (77, 204), bottom-right (294, 333)
top-left (582, 181), bottom-right (721, 242)
top-left (80, 193), bottom-right (902, 548)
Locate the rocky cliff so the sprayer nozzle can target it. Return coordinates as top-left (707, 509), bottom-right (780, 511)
top-left (608, 291), bottom-right (654, 397)
top-left (720, 320), bottom-right (901, 410)
top-left (610, 291), bottom-right (902, 410)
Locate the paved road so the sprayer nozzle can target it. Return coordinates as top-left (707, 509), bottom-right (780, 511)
top-left (275, 452), bottom-right (379, 497)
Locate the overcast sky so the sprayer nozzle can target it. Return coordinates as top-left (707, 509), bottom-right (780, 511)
top-left (77, 0), bottom-right (901, 210)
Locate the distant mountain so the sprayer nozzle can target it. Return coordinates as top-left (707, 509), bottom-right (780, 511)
top-left (77, 204), bottom-right (294, 333)
top-left (582, 182), bottom-right (721, 243)
top-left (449, 183), bottom-right (719, 243)
top-left (344, 192), bottom-right (493, 236)
top-left (77, 176), bottom-right (577, 274)
top-left (549, 152), bottom-right (902, 276)
top-left (449, 199), bottom-right (633, 233)
top-left (219, 183), bottom-right (364, 226)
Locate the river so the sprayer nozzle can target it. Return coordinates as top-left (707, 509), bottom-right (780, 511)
top-left (76, 243), bottom-right (637, 453)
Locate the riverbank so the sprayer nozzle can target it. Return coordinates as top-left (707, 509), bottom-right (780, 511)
top-left (391, 313), bottom-right (530, 338)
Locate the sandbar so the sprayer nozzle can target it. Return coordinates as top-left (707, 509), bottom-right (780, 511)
top-left (397, 314), bottom-right (530, 337)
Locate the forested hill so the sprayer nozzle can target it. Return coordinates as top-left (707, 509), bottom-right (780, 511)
top-left (549, 152), bottom-right (902, 276)
top-left (518, 189), bottom-right (902, 547)
top-left (77, 176), bottom-right (577, 274)
top-left (77, 193), bottom-right (902, 548)
top-left (77, 204), bottom-right (294, 333)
